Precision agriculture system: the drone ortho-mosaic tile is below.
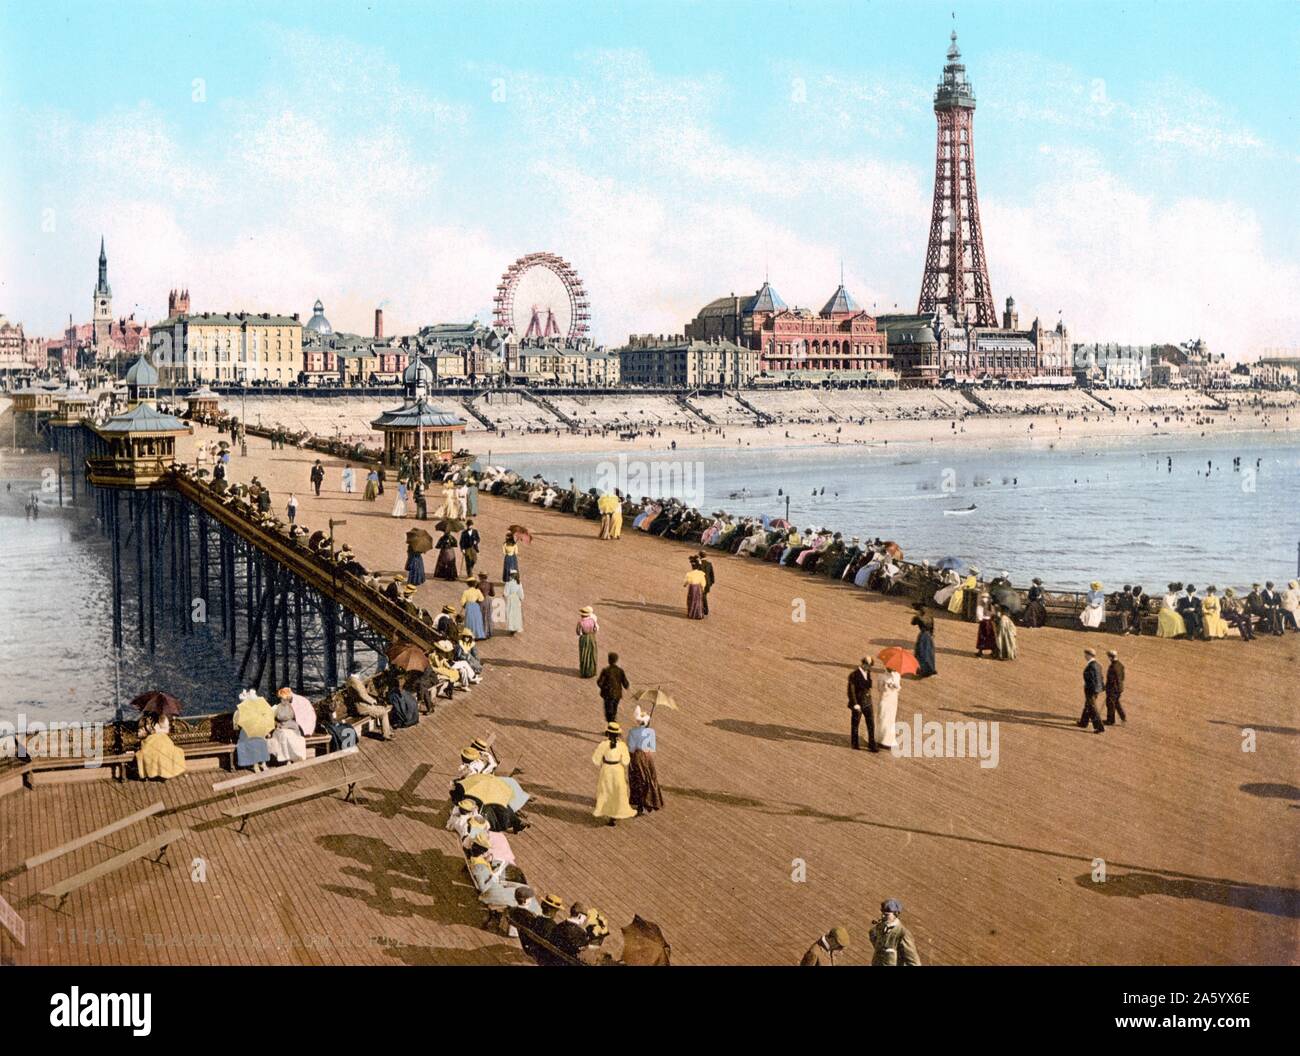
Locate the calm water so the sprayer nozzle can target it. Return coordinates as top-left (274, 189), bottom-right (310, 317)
top-left (505, 431), bottom-right (1300, 591)
top-left (0, 482), bottom-right (243, 725)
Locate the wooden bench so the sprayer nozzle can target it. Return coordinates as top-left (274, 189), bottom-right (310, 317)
top-left (40, 828), bottom-right (188, 910)
top-left (211, 745), bottom-right (359, 793)
top-left (23, 801), bottom-right (165, 871)
top-left (221, 772), bottom-right (370, 833)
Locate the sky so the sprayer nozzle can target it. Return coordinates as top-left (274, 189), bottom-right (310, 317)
top-left (0, 0), bottom-right (1297, 359)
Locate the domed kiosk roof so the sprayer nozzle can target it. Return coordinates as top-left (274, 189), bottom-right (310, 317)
top-left (305, 298), bottom-right (333, 336)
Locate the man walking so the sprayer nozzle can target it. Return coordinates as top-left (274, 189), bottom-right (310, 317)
top-left (310, 459), bottom-right (324, 497)
top-left (596, 652), bottom-right (629, 724)
top-left (460, 520), bottom-right (481, 578)
top-left (696, 550), bottom-right (715, 615)
top-left (868, 899), bottom-right (921, 966)
top-left (1078, 648), bottom-right (1106, 733)
top-left (1104, 649), bottom-right (1126, 725)
top-left (800, 926), bottom-right (850, 966)
top-left (848, 657), bottom-right (877, 751)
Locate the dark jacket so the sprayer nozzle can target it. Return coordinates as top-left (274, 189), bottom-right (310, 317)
top-left (1083, 660), bottom-right (1104, 696)
top-left (1106, 659), bottom-right (1125, 699)
top-left (848, 667), bottom-right (872, 710)
top-left (597, 664), bottom-right (629, 702)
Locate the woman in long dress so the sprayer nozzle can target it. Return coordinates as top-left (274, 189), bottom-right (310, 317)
top-left (995, 605), bottom-right (1018, 660)
top-left (610, 492), bottom-right (623, 539)
top-left (233, 691), bottom-right (273, 772)
top-left (948, 574), bottom-right (976, 616)
top-left (440, 483), bottom-right (461, 519)
top-left (1156, 583), bottom-right (1187, 638)
top-left (503, 571), bottom-right (525, 633)
top-left (910, 603), bottom-right (936, 678)
top-left (627, 706), bottom-right (664, 814)
top-left (933, 569), bottom-right (960, 607)
top-left (363, 469), bottom-right (379, 501)
top-left (975, 593), bottom-right (997, 657)
top-left (591, 722), bottom-right (638, 825)
top-left (136, 713), bottom-right (186, 780)
top-left (576, 606), bottom-right (599, 678)
top-left (502, 534), bottom-right (520, 581)
top-left (392, 481), bottom-right (409, 518)
top-left (1201, 586), bottom-right (1228, 639)
top-left (1079, 581), bottom-right (1106, 628)
top-left (464, 475), bottom-right (479, 516)
top-left (405, 540), bottom-right (426, 586)
top-left (874, 666), bottom-right (901, 750)
top-left (433, 530), bottom-right (459, 580)
top-left (341, 465), bottom-right (355, 494)
top-left (267, 700), bottom-right (308, 764)
top-left (476, 572), bottom-right (496, 638)
top-left (1023, 578), bottom-right (1048, 627)
top-left (460, 578), bottom-right (487, 640)
top-left (684, 564), bottom-right (707, 619)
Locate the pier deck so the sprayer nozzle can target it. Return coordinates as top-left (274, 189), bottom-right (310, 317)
top-left (1, 425), bottom-right (1296, 965)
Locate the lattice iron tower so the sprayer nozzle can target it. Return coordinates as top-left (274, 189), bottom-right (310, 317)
top-left (917, 31), bottom-right (996, 327)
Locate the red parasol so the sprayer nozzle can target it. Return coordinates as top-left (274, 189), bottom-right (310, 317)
top-left (876, 647), bottom-right (920, 676)
top-left (882, 541), bottom-right (904, 559)
top-left (507, 524), bottom-right (532, 544)
top-left (386, 641), bottom-right (430, 672)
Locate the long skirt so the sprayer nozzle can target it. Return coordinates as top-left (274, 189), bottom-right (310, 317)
top-left (503, 554), bottom-right (519, 580)
top-left (364, 480), bottom-right (378, 501)
top-left (235, 730), bottom-right (270, 769)
top-left (137, 733), bottom-right (186, 780)
top-left (628, 749), bottom-right (664, 813)
top-left (686, 584), bottom-right (706, 619)
top-left (466, 488), bottom-right (478, 516)
top-left (434, 548), bottom-right (459, 580)
top-left (1022, 599), bottom-right (1047, 627)
top-left (976, 618), bottom-right (996, 653)
top-left (915, 630), bottom-right (936, 677)
top-left (593, 762), bottom-right (637, 819)
top-left (996, 622), bottom-right (1018, 660)
top-left (405, 552), bottom-right (426, 586)
top-left (391, 496), bottom-right (408, 517)
top-left (875, 693), bottom-right (899, 748)
top-left (481, 593), bottom-right (496, 637)
top-left (463, 600), bottom-right (487, 640)
top-left (578, 632), bottom-right (598, 677)
top-left (1156, 607), bottom-right (1186, 638)
top-left (506, 595), bottom-right (524, 633)
top-left (1079, 603), bottom-right (1105, 628)
top-left (268, 726), bottom-right (308, 764)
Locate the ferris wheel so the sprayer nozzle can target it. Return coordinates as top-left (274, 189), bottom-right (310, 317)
top-left (493, 252), bottom-right (591, 342)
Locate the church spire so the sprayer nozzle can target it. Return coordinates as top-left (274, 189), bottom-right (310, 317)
top-left (96, 236), bottom-right (111, 297)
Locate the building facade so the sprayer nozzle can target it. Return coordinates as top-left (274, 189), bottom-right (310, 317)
top-left (151, 310), bottom-right (303, 385)
top-left (1071, 343), bottom-right (1152, 387)
top-left (618, 335), bottom-right (759, 388)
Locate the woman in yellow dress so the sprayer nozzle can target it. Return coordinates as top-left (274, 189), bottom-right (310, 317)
top-left (947, 574), bottom-right (977, 616)
top-left (610, 491), bottom-right (623, 539)
top-left (1156, 583), bottom-right (1187, 638)
top-left (1201, 586), bottom-right (1228, 639)
top-left (591, 722), bottom-right (637, 826)
top-left (136, 714), bottom-right (186, 780)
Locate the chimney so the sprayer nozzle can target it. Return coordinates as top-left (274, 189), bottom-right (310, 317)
top-left (375, 308), bottom-right (384, 339)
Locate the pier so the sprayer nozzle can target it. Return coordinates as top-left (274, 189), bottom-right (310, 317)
top-left (1, 421), bottom-right (1297, 966)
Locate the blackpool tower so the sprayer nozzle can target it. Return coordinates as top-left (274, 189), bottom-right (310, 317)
top-left (917, 31), bottom-right (997, 327)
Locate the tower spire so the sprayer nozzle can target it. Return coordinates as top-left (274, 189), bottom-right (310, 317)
top-left (917, 29), bottom-right (996, 326)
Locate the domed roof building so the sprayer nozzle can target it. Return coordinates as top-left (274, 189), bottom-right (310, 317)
top-left (403, 355), bottom-right (435, 393)
top-left (305, 299), bottom-right (333, 337)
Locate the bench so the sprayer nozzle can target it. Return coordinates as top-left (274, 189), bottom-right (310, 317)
top-left (221, 773), bottom-right (370, 833)
top-left (24, 801), bottom-right (165, 871)
top-left (211, 745), bottom-right (359, 793)
top-left (40, 828), bottom-right (188, 910)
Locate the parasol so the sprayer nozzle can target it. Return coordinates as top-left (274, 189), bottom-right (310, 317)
top-left (597, 493), bottom-right (619, 514)
top-left (876, 647), bottom-right (921, 676)
top-left (386, 641), bottom-right (430, 672)
top-left (992, 585), bottom-right (1024, 615)
top-left (129, 691), bottom-right (182, 716)
top-left (630, 687), bottom-right (678, 722)
top-left (435, 518), bottom-right (465, 533)
top-left (496, 775), bottom-right (530, 812)
top-left (233, 694), bottom-right (275, 739)
top-left (769, 518), bottom-right (792, 530)
top-left (621, 915), bottom-right (672, 966)
top-left (507, 524), bottom-right (533, 543)
top-left (882, 541), bottom-right (904, 559)
top-left (286, 692), bottom-right (317, 736)
top-left (459, 773), bottom-right (514, 808)
top-left (937, 556), bottom-right (968, 572)
top-left (406, 527), bottom-right (434, 553)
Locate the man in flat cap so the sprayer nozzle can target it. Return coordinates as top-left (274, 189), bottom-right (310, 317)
top-left (800, 926), bottom-right (850, 966)
top-left (869, 899), bottom-right (921, 966)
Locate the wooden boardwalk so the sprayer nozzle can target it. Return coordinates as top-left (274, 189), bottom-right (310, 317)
top-left (2, 425), bottom-right (1297, 965)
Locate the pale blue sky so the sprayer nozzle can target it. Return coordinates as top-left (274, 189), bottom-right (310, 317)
top-left (1, 0), bottom-right (1296, 355)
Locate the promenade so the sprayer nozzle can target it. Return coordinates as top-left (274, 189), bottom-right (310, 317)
top-left (1, 423), bottom-right (1296, 965)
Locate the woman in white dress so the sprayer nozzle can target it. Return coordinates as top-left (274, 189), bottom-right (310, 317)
top-left (341, 465), bottom-right (355, 494)
top-left (874, 664), bottom-right (901, 750)
top-left (267, 701), bottom-right (308, 764)
top-left (392, 481), bottom-right (409, 518)
top-left (933, 568), bottom-right (961, 607)
top-left (503, 571), bottom-right (525, 633)
top-left (1079, 581), bottom-right (1106, 628)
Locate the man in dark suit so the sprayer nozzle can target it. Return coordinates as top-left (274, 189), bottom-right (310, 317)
top-left (1115, 585), bottom-right (1135, 635)
top-left (696, 551), bottom-right (716, 615)
top-left (848, 658), bottom-right (877, 751)
top-left (1104, 649), bottom-right (1126, 725)
top-left (596, 652), bottom-right (629, 724)
top-left (459, 520), bottom-right (481, 577)
top-left (1178, 585), bottom-right (1204, 639)
top-left (1078, 649), bottom-right (1106, 733)
top-left (1130, 585), bottom-right (1147, 635)
top-left (1261, 582), bottom-right (1284, 636)
top-left (549, 903), bottom-right (591, 963)
top-left (1246, 584), bottom-right (1267, 635)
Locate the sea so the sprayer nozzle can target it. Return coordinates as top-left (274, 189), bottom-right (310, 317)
top-left (502, 430), bottom-right (1300, 592)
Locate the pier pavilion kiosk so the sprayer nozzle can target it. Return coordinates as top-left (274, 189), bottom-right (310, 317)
top-left (86, 404), bottom-right (190, 488)
top-left (51, 391), bottom-right (95, 426)
top-left (183, 386), bottom-right (221, 421)
top-left (122, 354), bottom-right (159, 410)
top-left (370, 397), bottom-right (466, 470)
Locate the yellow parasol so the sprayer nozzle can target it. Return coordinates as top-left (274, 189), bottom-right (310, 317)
top-left (233, 694), bottom-right (275, 739)
top-left (458, 773), bottom-right (514, 808)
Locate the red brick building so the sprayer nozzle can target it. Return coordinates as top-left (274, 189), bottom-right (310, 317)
top-left (685, 281), bottom-right (890, 377)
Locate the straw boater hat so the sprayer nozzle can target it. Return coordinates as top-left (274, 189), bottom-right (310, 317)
top-left (460, 747), bottom-right (480, 763)
top-left (470, 737), bottom-right (490, 752)
top-left (435, 639), bottom-right (454, 653)
top-left (456, 798), bottom-right (477, 812)
top-left (541, 893), bottom-right (564, 912)
top-left (402, 584), bottom-right (417, 596)
top-left (1090, 581), bottom-right (1103, 590)
top-left (441, 605), bottom-right (456, 615)
top-left (459, 629), bottom-right (474, 640)
top-left (580, 606), bottom-right (594, 617)
top-left (465, 577), bottom-right (477, 585)
top-left (605, 721), bottom-right (622, 736)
